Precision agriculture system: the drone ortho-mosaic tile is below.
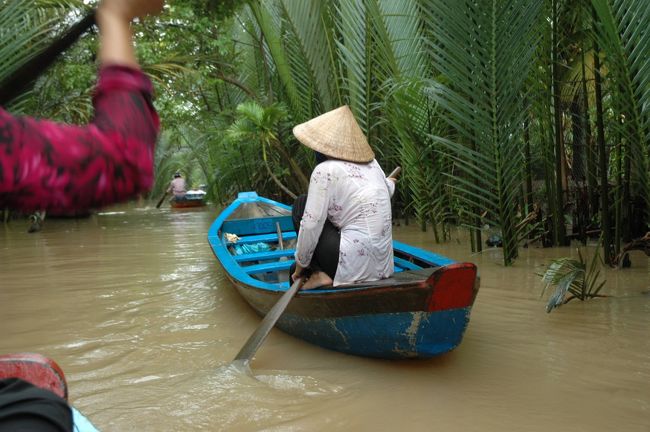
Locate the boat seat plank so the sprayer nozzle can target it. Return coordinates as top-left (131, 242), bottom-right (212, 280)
top-left (323, 267), bottom-right (439, 290)
top-left (222, 215), bottom-right (294, 236)
top-left (233, 249), bottom-right (295, 262)
top-left (243, 260), bottom-right (294, 274)
top-left (393, 256), bottom-right (422, 270)
top-left (289, 267), bottom-right (440, 292)
top-left (227, 231), bottom-right (297, 245)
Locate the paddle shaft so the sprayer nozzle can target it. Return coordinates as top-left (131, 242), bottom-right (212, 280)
top-left (0, 11), bottom-right (96, 106)
top-left (155, 191), bottom-right (168, 208)
top-left (276, 222), bottom-right (284, 250)
top-left (233, 277), bottom-right (303, 364)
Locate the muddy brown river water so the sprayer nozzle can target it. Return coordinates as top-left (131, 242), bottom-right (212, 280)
top-left (1, 203), bottom-right (648, 431)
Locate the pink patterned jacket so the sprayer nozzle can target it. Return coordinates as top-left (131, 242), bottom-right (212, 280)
top-left (0, 65), bottom-right (159, 213)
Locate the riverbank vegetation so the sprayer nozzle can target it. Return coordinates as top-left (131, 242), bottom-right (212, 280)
top-left (540, 242), bottom-right (608, 312)
top-left (1, 0), bottom-right (648, 267)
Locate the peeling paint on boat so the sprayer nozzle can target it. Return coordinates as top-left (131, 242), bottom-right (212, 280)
top-left (405, 311), bottom-right (425, 348)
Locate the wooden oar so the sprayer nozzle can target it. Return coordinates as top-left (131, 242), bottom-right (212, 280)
top-left (388, 166), bottom-right (401, 180)
top-left (276, 222), bottom-right (284, 250)
top-left (233, 277), bottom-right (303, 365)
top-left (276, 222), bottom-right (290, 283)
top-left (0, 11), bottom-right (96, 105)
top-left (155, 192), bottom-right (168, 208)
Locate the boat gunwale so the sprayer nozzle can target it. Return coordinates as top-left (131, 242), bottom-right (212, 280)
top-left (208, 192), bottom-right (464, 296)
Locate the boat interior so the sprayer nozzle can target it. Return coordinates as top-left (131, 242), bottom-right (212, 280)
top-left (219, 201), bottom-right (438, 288)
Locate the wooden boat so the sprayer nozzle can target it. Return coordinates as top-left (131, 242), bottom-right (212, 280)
top-left (0, 353), bottom-right (99, 431)
top-left (170, 190), bottom-right (206, 208)
top-left (208, 192), bottom-right (480, 359)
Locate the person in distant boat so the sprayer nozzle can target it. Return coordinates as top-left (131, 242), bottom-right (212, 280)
top-left (0, 1), bottom-right (163, 430)
top-left (290, 105), bottom-right (397, 289)
top-left (166, 172), bottom-right (187, 200)
top-left (0, 0), bottom-right (163, 214)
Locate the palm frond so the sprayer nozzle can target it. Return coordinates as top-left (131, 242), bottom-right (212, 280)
top-left (248, 1), bottom-right (303, 114)
top-left (419, 0), bottom-right (544, 264)
top-left (0, 0), bottom-right (86, 84)
top-left (540, 241), bottom-right (607, 312)
top-left (281, 0), bottom-right (339, 111)
top-left (334, 0), bottom-right (372, 133)
top-left (545, 269), bottom-right (583, 312)
top-left (591, 0), bottom-right (649, 225)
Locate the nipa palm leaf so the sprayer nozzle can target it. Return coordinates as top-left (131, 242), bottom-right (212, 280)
top-left (419, 0), bottom-right (544, 264)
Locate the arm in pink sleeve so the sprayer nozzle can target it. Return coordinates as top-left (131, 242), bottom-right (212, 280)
top-left (0, 65), bottom-right (159, 213)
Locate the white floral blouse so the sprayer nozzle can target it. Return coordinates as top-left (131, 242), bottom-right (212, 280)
top-left (294, 159), bottom-right (395, 286)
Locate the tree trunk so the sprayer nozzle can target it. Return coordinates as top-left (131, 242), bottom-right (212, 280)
top-left (263, 144), bottom-right (296, 199)
top-left (271, 139), bottom-right (309, 192)
top-left (622, 109), bottom-right (632, 244)
top-left (570, 94), bottom-right (588, 243)
top-left (593, 30), bottom-right (612, 264)
top-left (551, 0), bottom-right (567, 246)
top-left (524, 112), bottom-right (534, 215)
top-left (580, 44), bottom-right (598, 219)
top-left (614, 138), bottom-right (622, 257)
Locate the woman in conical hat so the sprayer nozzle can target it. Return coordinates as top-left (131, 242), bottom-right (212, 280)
top-left (291, 105), bottom-right (397, 289)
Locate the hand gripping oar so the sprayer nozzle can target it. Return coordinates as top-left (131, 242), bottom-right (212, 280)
top-left (0, 11), bottom-right (96, 105)
top-left (233, 277), bottom-right (303, 365)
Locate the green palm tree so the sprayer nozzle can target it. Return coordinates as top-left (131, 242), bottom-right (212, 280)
top-left (1, 0), bottom-right (86, 109)
top-left (227, 0), bottom-right (648, 267)
top-left (227, 101), bottom-right (308, 199)
top-left (590, 0), bottom-right (649, 259)
top-left (246, 0), bottom-right (341, 119)
top-left (417, 0), bottom-right (544, 265)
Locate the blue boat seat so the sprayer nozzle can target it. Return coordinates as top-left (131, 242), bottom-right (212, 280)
top-left (393, 256), bottom-right (422, 271)
top-left (243, 260), bottom-right (294, 275)
top-left (222, 215), bottom-right (294, 236)
top-left (234, 249), bottom-right (295, 263)
top-left (226, 231), bottom-right (297, 245)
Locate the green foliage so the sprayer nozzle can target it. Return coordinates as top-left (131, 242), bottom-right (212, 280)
top-left (227, 101), bottom-right (287, 144)
top-left (2, 0), bottom-right (648, 267)
top-left (0, 0), bottom-right (88, 111)
top-left (385, 80), bottom-right (451, 238)
top-left (226, 101), bottom-right (305, 199)
top-left (540, 245), bottom-right (607, 313)
top-left (591, 0), bottom-right (649, 224)
top-left (417, 0), bottom-right (544, 264)
top-left (175, 0), bottom-right (243, 20)
top-left (280, 0), bottom-right (340, 112)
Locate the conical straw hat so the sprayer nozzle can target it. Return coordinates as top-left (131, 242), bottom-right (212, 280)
top-left (293, 105), bottom-right (374, 163)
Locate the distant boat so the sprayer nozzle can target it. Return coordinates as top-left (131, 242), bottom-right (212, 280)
top-left (171, 190), bottom-right (206, 208)
top-left (208, 191), bottom-right (480, 359)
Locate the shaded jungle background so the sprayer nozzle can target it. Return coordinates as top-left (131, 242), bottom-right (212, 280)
top-left (1, 0), bottom-right (648, 267)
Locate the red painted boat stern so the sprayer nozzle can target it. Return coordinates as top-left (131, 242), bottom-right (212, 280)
top-left (0, 353), bottom-right (68, 400)
top-left (426, 262), bottom-right (478, 312)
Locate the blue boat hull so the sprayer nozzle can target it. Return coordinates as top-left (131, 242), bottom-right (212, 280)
top-left (277, 309), bottom-right (471, 359)
top-left (209, 192), bottom-right (480, 359)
